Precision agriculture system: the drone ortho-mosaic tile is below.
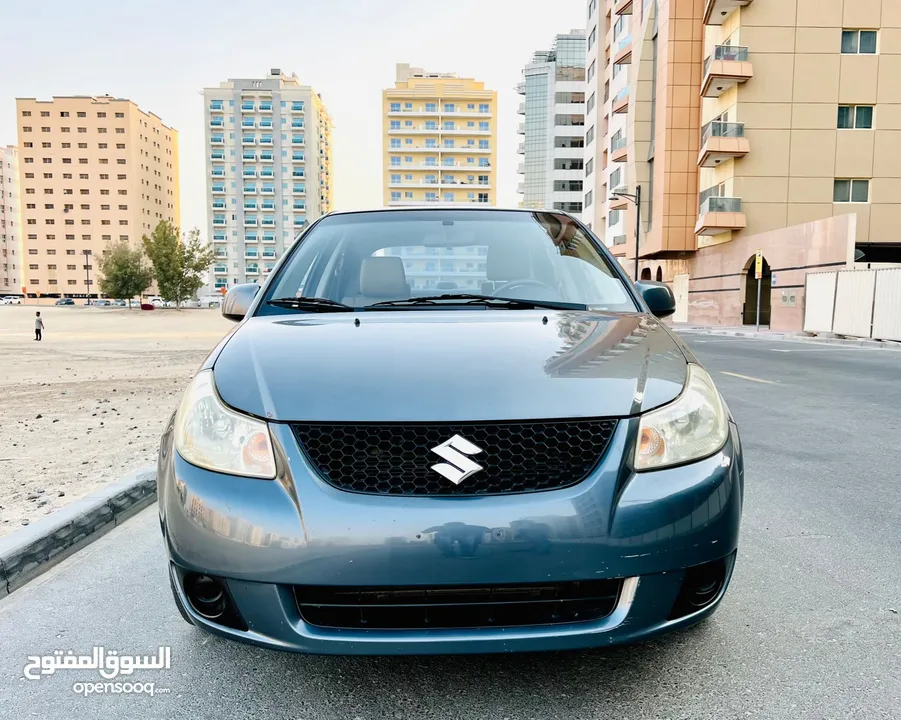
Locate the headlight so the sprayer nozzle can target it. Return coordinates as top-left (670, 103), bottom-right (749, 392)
top-left (635, 364), bottom-right (728, 471)
top-left (173, 370), bottom-right (276, 479)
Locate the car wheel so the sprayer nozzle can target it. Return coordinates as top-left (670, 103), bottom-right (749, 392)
top-left (169, 571), bottom-right (195, 626)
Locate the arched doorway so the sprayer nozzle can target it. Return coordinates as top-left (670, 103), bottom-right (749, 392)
top-left (655, 266), bottom-right (663, 282)
top-left (640, 267), bottom-right (652, 280)
top-left (742, 255), bottom-right (772, 326)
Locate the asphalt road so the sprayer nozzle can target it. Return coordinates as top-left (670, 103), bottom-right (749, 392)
top-left (1, 335), bottom-right (899, 720)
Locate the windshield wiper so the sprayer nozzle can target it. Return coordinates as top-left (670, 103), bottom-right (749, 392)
top-left (267, 297), bottom-right (355, 312)
top-left (366, 293), bottom-right (585, 311)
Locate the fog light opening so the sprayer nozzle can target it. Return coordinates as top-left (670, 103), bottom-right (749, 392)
top-left (184, 573), bottom-right (228, 620)
top-left (668, 558), bottom-right (728, 620)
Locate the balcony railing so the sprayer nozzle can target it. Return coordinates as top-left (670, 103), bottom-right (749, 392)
top-left (611, 135), bottom-right (628, 151)
top-left (699, 196), bottom-right (742, 213)
top-left (704, 45), bottom-right (749, 73)
top-left (613, 235), bottom-right (627, 245)
top-left (702, 121), bottom-right (745, 143)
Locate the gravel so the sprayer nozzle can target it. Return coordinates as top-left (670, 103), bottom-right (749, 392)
top-left (0, 305), bottom-right (232, 537)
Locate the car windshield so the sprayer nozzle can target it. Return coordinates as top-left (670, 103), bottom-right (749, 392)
top-left (262, 210), bottom-right (638, 313)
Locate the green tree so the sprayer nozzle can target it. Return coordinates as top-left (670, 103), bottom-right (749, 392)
top-left (95, 240), bottom-right (153, 307)
top-left (142, 222), bottom-right (215, 308)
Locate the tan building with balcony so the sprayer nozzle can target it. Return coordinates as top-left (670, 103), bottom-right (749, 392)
top-left (382, 64), bottom-right (497, 207)
top-left (585, 0), bottom-right (901, 330)
top-left (15, 95), bottom-right (179, 298)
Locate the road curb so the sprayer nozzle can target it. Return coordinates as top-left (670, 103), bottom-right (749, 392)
top-left (0, 466), bottom-right (156, 597)
top-left (673, 327), bottom-right (901, 351)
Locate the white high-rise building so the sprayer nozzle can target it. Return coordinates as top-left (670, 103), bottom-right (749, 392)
top-left (0, 146), bottom-right (22, 294)
top-left (583, 0), bottom-right (631, 246)
top-left (203, 69), bottom-right (333, 291)
top-left (515, 31), bottom-right (587, 218)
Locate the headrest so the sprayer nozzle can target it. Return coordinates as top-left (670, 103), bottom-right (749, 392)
top-left (487, 241), bottom-right (531, 281)
top-left (360, 256), bottom-right (408, 297)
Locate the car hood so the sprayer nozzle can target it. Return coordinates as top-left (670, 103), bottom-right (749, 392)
top-left (212, 310), bottom-right (688, 422)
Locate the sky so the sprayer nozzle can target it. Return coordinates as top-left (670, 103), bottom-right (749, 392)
top-left (0, 0), bottom-right (586, 236)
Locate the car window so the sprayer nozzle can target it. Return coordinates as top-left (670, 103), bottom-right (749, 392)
top-left (262, 210), bottom-right (637, 312)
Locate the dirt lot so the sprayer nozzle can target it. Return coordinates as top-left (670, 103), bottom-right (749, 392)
top-left (0, 304), bottom-right (234, 537)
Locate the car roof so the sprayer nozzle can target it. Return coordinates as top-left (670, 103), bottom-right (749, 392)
top-left (321, 206), bottom-right (580, 221)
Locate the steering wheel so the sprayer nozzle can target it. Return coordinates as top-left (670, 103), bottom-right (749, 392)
top-left (492, 278), bottom-right (558, 297)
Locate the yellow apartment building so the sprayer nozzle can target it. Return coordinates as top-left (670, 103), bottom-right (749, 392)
top-left (382, 64), bottom-right (497, 207)
top-left (585, 0), bottom-right (901, 331)
top-left (16, 95), bottom-right (179, 298)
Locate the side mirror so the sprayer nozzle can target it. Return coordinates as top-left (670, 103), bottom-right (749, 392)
top-left (221, 284), bottom-right (260, 322)
top-left (635, 280), bottom-right (676, 319)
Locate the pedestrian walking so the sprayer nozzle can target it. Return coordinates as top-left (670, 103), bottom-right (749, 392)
top-left (34, 311), bottom-right (44, 341)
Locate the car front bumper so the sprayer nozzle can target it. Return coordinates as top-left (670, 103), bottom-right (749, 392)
top-left (158, 419), bottom-right (744, 655)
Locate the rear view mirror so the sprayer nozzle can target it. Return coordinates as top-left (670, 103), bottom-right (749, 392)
top-left (635, 280), bottom-right (676, 319)
top-left (221, 284), bottom-right (260, 322)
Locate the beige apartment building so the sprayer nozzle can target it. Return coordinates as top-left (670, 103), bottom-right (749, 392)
top-left (382, 64), bottom-right (497, 208)
top-left (16, 96), bottom-right (179, 298)
top-left (1, 146), bottom-right (22, 294)
top-left (586, 0), bottom-right (901, 330)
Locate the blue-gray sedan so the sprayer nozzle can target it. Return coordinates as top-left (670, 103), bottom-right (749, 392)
top-left (157, 208), bottom-right (743, 655)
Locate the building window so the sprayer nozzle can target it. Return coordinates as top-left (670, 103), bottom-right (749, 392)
top-left (586, 126), bottom-right (595, 145)
top-left (833, 179), bottom-right (869, 203)
top-left (841, 30), bottom-right (877, 54)
top-left (838, 105), bottom-right (874, 129)
top-left (610, 209), bottom-right (623, 225)
top-left (587, 93), bottom-right (596, 114)
top-left (586, 158), bottom-right (594, 177)
top-left (588, 26), bottom-right (597, 50)
top-left (389, 103), bottom-right (401, 112)
top-left (587, 61), bottom-right (596, 82)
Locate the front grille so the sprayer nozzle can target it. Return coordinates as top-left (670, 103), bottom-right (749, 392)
top-left (292, 419), bottom-right (618, 496)
top-left (295, 580), bottom-right (623, 630)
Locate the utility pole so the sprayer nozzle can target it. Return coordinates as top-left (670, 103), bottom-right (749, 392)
top-left (608, 186), bottom-right (642, 281)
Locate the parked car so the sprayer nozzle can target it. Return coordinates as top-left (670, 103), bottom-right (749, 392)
top-left (1, 296), bottom-right (22, 305)
top-left (147, 296), bottom-right (165, 307)
top-left (157, 208), bottom-right (744, 656)
top-left (54, 298), bottom-right (75, 306)
top-left (92, 299), bottom-right (112, 307)
top-left (112, 299), bottom-right (128, 307)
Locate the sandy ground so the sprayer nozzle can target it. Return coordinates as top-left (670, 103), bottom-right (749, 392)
top-left (0, 304), bottom-right (234, 537)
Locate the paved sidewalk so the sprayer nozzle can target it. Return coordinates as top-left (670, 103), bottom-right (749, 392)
top-left (671, 323), bottom-right (901, 351)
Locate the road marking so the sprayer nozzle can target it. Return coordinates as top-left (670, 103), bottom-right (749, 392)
top-left (720, 371), bottom-right (777, 384)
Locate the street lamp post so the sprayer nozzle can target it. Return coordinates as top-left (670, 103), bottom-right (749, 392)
top-left (83, 249), bottom-right (91, 301)
top-left (609, 185), bottom-right (641, 281)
